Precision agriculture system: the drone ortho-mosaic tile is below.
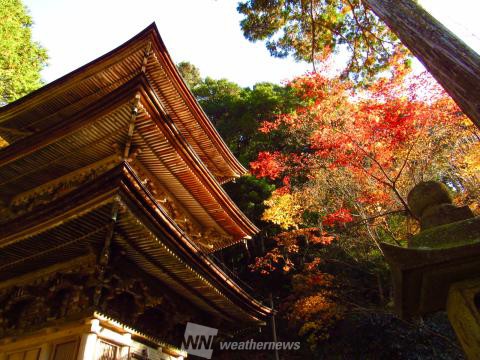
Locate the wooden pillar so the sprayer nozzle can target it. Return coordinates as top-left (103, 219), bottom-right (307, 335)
top-left (77, 332), bottom-right (98, 360)
top-left (364, 0), bottom-right (480, 130)
top-left (119, 334), bottom-right (131, 359)
top-left (269, 293), bottom-right (280, 360)
top-left (39, 343), bottom-right (53, 360)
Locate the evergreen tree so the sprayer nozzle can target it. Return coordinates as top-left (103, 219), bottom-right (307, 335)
top-left (177, 61), bottom-right (201, 89)
top-left (0, 0), bottom-right (47, 105)
top-left (237, 0), bottom-right (404, 83)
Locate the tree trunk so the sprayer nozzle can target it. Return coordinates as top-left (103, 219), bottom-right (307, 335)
top-left (364, 0), bottom-right (480, 130)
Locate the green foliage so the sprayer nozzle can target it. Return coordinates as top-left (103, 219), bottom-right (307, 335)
top-left (177, 61), bottom-right (201, 89)
top-left (194, 77), bottom-right (243, 126)
top-left (192, 77), bottom-right (298, 164)
top-left (0, 0), bottom-right (47, 105)
top-left (224, 175), bottom-right (275, 226)
top-left (237, 0), bottom-right (405, 83)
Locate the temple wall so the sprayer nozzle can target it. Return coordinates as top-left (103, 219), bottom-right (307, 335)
top-left (0, 255), bottom-right (197, 359)
top-left (0, 318), bottom-right (184, 360)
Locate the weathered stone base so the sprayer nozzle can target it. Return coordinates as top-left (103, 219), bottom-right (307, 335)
top-left (0, 313), bottom-right (185, 360)
top-left (447, 278), bottom-right (480, 360)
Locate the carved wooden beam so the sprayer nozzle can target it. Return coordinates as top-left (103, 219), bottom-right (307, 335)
top-left (141, 41), bottom-right (153, 74)
top-left (94, 199), bottom-right (120, 306)
top-left (123, 94), bottom-right (141, 159)
top-left (0, 126), bottom-right (33, 137)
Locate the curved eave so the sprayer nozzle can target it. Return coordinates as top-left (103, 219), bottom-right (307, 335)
top-left (0, 28), bottom-right (147, 121)
top-left (120, 163), bottom-right (271, 321)
top-left (0, 23), bottom-right (247, 180)
top-left (0, 164), bottom-right (271, 323)
top-left (146, 24), bottom-right (248, 178)
top-left (0, 75), bottom-right (258, 250)
top-left (138, 79), bottom-right (259, 241)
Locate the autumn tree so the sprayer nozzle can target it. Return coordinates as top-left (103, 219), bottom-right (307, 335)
top-left (248, 66), bottom-right (478, 353)
top-left (251, 67), bottom-right (476, 234)
top-left (180, 61), bottom-right (470, 357)
top-left (238, 0), bottom-right (480, 128)
top-left (0, 0), bottom-right (47, 105)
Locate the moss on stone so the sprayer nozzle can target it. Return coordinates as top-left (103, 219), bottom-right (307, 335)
top-left (407, 181), bottom-right (452, 218)
top-left (409, 217), bottom-right (480, 249)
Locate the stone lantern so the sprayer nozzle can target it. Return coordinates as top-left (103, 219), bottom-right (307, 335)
top-left (380, 181), bottom-right (480, 358)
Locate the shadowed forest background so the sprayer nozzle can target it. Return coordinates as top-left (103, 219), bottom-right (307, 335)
top-left (2, 0), bottom-right (479, 358)
top-left (178, 58), bottom-right (478, 359)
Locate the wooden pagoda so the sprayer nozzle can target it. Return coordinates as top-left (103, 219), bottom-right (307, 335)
top-left (0, 24), bottom-right (270, 359)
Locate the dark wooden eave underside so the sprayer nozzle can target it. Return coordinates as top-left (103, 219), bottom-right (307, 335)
top-left (0, 23), bottom-right (246, 181)
top-left (0, 75), bottom-right (258, 251)
top-left (0, 163), bottom-right (271, 324)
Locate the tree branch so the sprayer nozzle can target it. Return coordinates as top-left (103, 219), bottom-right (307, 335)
top-left (310, 0), bottom-right (317, 72)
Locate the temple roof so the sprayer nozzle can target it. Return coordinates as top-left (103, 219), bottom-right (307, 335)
top-left (0, 48), bottom-right (258, 252)
top-left (0, 163), bottom-right (271, 324)
top-left (0, 23), bottom-right (246, 182)
top-left (0, 24), bottom-right (270, 331)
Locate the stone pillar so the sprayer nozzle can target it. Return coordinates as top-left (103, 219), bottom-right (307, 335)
top-left (447, 278), bottom-right (480, 360)
top-left (405, 181), bottom-right (479, 358)
top-left (364, 0), bottom-right (480, 130)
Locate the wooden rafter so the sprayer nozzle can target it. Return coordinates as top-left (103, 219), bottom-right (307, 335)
top-left (0, 24), bottom-right (246, 179)
top-left (0, 164), bottom-right (271, 323)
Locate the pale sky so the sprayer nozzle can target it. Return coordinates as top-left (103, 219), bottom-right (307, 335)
top-left (23, 0), bottom-right (480, 88)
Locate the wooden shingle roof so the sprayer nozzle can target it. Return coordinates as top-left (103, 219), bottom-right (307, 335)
top-left (0, 24), bottom-right (259, 251)
top-left (0, 23), bottom-right (246, 181)
top-left (0, 164), bottom-right (271, 324)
